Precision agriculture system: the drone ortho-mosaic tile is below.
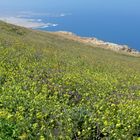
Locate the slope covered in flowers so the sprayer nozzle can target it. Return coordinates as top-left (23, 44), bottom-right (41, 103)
top-left (0, 21), bottom-right (140, 140)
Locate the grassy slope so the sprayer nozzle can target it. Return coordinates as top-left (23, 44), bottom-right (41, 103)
top-left (0, 21), bottom-right (140, 139)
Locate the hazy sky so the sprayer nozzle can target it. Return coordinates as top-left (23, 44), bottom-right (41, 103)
top-left (0, 0), bottom-right (140, 15)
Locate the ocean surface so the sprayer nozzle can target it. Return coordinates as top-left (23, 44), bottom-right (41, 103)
top-left (0, 0), bottom-right (140, 51)
top-left (37, 13), bottom-right (140, 51)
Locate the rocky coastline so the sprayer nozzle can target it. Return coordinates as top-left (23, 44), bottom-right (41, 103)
top-left (53, 31), bottom-right (140, 56)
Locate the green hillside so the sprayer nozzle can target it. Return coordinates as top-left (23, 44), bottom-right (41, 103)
top-left (0, 21), bottom-right (140, 140)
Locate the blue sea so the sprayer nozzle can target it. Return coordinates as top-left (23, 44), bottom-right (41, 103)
top-left (37, 13), bottom-right (140, 51)
top-left (0, 0), bottom-right (140, 51)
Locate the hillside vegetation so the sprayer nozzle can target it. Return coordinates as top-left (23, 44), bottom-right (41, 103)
top-left (0, 21), bottom-right (140, 140)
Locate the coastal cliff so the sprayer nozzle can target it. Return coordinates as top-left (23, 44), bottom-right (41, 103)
top-left (52, 31), bottom-right (140, 56)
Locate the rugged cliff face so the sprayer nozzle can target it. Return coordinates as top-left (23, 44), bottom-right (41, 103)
top-left (52, 31), bottom-right (140, 56)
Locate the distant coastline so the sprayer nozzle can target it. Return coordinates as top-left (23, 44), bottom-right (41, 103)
top-left (51, 31), bottom-right (140, 56)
